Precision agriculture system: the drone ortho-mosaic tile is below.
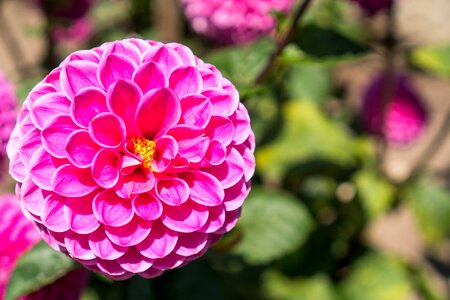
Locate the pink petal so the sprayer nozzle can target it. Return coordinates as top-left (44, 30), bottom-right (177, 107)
top-left (70, 87), bottom-right (108, 128)
top-left (65, 130), bottom-right (100, 168)
top-left (139, 267), bottom-right (164, 279)
top-left (199, 67), bottom-right (221, 89)
top-left (151, 135), bottom-right (178, 173)
top-left (202, 88), bottom-right (239, 117)
top-left (68, 49), bottom-right (100, 63)
top-left (20, 178), bottom-right (45, 216)
top-left (132, 193), bottom-right (163, 221)
top-left (65, 231), bottom-right (96, 260)
top-left (61, 60), bottom-right (102, 100)
top-left (42, 194), bottom-right (69, 232)
top-left (92, 149), bottom-right (120, 189)
top-left (92, 190), bottom-right (133, 227)
top-left (10, 152), bottom-right (27, 182)
top-left (231, 104), bottom-right (251, 144)
top-left (161, 201), bottom-right (209, 233)
top-left (202, 148), bottom-right (245, 189)
top-left (174, 232), bottom-right (209, 256)
top-left (167, 43), bottom-right (196, 65)
top-left (104, 40), bottom-right (141, 64)
top-left (30, 93), bottom-right (70, 129)
top-left (216, 208), bottom-right (241, 234)
top-left (236, 142), bottom-right (255, 182)
top-left (168, 125), bottom-right (210, 163)
top-left (99, 53), bottom-right (136, 89)
top-left (223, 178), bottom-right (249, 211)
top-left (155, 177), bottom-right (189, 206)
top-left (41, 115), bottom-right (78, 158)
top-left (29, 147), bottom-right (57, 190)
top-left (152, 253), bottom-right (185, 270)
top-left (89, 112), bottom-right (126, 148)
top-left (106, 79), bottom-right (142, 137)
top-left (169, 66), bottom-right (203, 98)
top-left (115, 169), bottom-right (155, 198)
top-left (205, 116), bottom-right (235, 146)
top-left (19, 128), bottom-right (42, 166)
top-left (180, 94), bottom-right (212, 128)
top-left (52, 164), bottom-right (97, 197)
top-left (136, 88), bottom-right (181, 140)
top-left (117, 247), bottom-right (154, 273)
top-left (96, 259), bottom-right (131, 279)
top-left (64, 194), bottom-right (100, 234)
top-left (105, 218), bottom-right (152, 247)
top-left (200, 205), bottom-right (226, 233)
top-left (204, 140), bottom-right (226, 165)
top-left (133, 61), bottom-right (167, 94)
top-left (89, 228), bottom-right (128, 260)
top-left (181, 171), bottom-right (224, 206)
top-left (136, 222), bottom-right (178, 259)
top-left (43, 67), bottom-right (62, 91)
top-left (142, 46), bottom-right (182, 74)
top-left (27, 83), bottom-right (57, 107)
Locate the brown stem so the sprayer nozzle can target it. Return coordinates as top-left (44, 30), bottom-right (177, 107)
top-left (254, 0), bottom-right (314, 84)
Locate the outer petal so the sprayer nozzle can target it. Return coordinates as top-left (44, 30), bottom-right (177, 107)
top-left (52, 164), bottom-right (97, 197)
top-left (70, 87), bottom-right (108, 128)
top-left (180, 94), bottom-right (212, 128)
top-left (200, 205), bottom-right (226, 233)
top-left (117, 247), bottom-right (154, 273)
top-left (92, 190), bottom-right (133, 227)
top-left (205, 116), bottom-right (235, 146)
top-left (174, 232), bottom-right (209, 256)
top-left (99, 53), bottom-right (136, 89)
top-left (161, 201), bottom-right (209, 233)
top-left (142, 46), bottom-right (182, 74)
top-left (168, 125), bottom-right (210, 163)
top-left (65, 130), bottom-right (100, 168)
top-left (105, 218), bottom-right (152, 247)
top-left (223, 178), bottom-right (249, 211)
top-left (29, 147), bottom-right (57, 190)
top-left (169, 66), bottom-right (203, 98)
top-left (155, 177), bottom-right (189, 206)
top-left (21, 178), bottom-right (45, 216)
top-left (202, 88), bottom-right (239, 117)
top-left (41, 115), bottom-right (78, 158)
top-left (89, 228), bottom-right (128, 260)
top-left (133, 61), bottom-right (167, 94)
top-left (202, 148), bottom-right (245, 189)
top-left (19, 128), bottom-right (42, 166)
top-left (42, 194), bottom-right (69, 232)
top-left (65, 231), bottom-right (96, 260)
top-left (30, 93), bottom-right (70, 129)
top-left (64, 194), bottom-right (100, 234)
top-left (136, 88), bottom-right (181, 140)
top-left (61, 60), bottom-right (102, 100)
top-left (136, 222), bottom-right (178, 259)
top-left (181, 171), bottom-right (224, 206)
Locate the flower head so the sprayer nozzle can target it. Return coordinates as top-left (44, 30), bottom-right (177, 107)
top-left (180, 0), bottom-right (295, 45)
top-left (8, 38), bottom-right (255, 280)
top-left (0, 194), bottom-right (87, 299)
top-left (0, 72), bottom-right (17, 161)
top-left (351, 0), bottom-right (393, 16)
top-left (360, 73), bottom-right (427, 145)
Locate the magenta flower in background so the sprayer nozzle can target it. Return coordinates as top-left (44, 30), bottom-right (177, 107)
top-left (0, 194), bottom-right (87, 299)
top-left (0, 71), bottom-right (17, 161)
top-left (8, 38), bottom-right (255, 280)
top-left (180, 0), bottom-right (295, 45)
top-left (51, 18), bottom-right (94, 44)
top-left (351, 0), bottom-right (393, 16)
top-left (360, 74), bottom-right (427, 145)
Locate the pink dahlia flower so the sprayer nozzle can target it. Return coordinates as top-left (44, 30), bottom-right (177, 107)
top-left (0, 194), bottom-right (87, 300)
top-left (360, 74), bottom-right (427, 145)
top-left (351, 0), bottom-right (392, 16)
top-left (0, 72), bottom-right (17, 159)
top-left (180, 0), bottom-right (295, 45)
top-left (8, 38), bottom-right (255, 280)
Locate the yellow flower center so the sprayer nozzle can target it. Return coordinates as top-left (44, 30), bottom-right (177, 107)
top-left (132, 137), bottom-right (156, 169)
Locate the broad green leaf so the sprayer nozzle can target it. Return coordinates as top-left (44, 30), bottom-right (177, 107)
top-left (5, 241), bottom-right (77, 300)
top-left (353, 169), bottom-right (395, 219)
top-left (410, 45), bottom-right (450, 78)
top-left (405, 179), bottom-right (450, 244)
top-left (339, 253), bottom-right (414, 300)
top-left (233, 187), bottom-right (313, 264)
top-left (263, 271), bottom-right (337, 300)
top-left (256, 101), bottom-right (357, 182)
top-left (205, 38), bottom-right (275, 90)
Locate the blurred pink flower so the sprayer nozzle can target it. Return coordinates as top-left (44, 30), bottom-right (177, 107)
top-left (0, 194), bottom-right (87, 300)
top-left (51, 18), bottom-right (94, 44)
top-left (180, 0), bottom-right (295, 44)
top-left (0, 72), bottom-right (17, 160)
top-left (360, 74), bottom-right (427, 145)
top-left (352, 0), bottom-right (392, 16)
top-left (32, 0), bottom-right (94, 20)
top-left (8, 38), bottom-right (255, 280)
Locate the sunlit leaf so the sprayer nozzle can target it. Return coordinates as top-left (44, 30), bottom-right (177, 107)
top-left (233, 187), bottom-right (313, 264)
top-left (410, 45), bottom-right (450, 78)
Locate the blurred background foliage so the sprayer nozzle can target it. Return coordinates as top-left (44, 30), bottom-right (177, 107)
top-left (0, 0), bottom-right (449, 299)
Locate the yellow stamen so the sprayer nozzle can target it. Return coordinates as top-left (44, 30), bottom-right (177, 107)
top-left (132, 137), bottom-right (156, 169)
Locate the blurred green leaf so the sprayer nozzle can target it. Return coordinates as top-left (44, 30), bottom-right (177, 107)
top-left (339, 253), bottom-right (414, 300)
top-left (353, 169), bottom-right (395, 219)
top-left (5, 241), bottom-right (77, 300)
top-left (405, 180), bottom-right (450, 244)
top-left (205, 38), bottom-right (275, 90)
top-left (410, 45), bottom-right (450, 78)
top-left (256, 101), bottom-right (356, 182)
top-left (284, 65), bottom-right (332, 102)
top-left (233, 187), bottom-right (313, 265)
top-left (263, 271), bottom-right (337, 300)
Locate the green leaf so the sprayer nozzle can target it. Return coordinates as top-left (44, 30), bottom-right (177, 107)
top-left (233, 187), bottom-right (313, 264)
top-left (339, 253), bottom-right (414, 300)
top-left (405, 179), bottom-right (450, 244)
top-left (5, 241), bottom-right (77, 300)
top-left (353, 169), bottom-right (396, 219)
top-left (205, 38), bottom-right (276, 90)
top-left (263, 271), bottom-right (337, 300)
top-left (410, 44), bottom-right (450, 78)
top-left (256, 101), bottom-right (357, 182)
